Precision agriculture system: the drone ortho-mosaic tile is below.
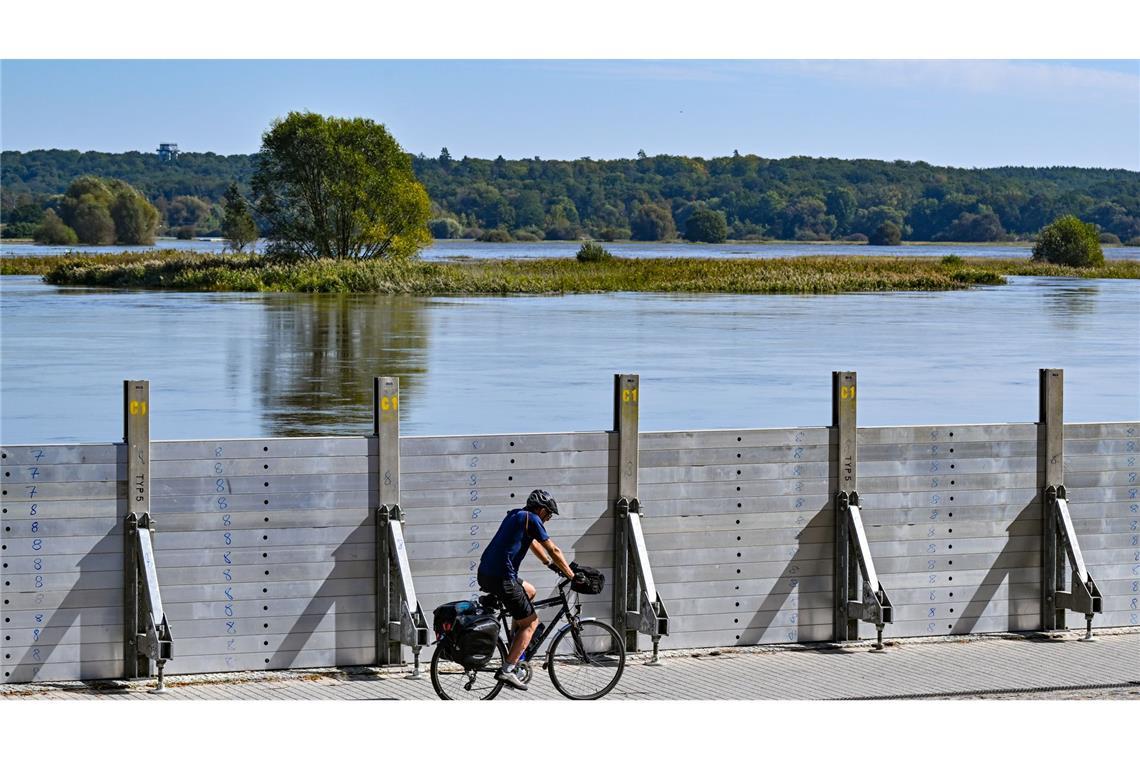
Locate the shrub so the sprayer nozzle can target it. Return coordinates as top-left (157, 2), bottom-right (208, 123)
top-left (685, 208), bottom-right (729, 243)
top-left (1127, 236), bottom-right (1140, 247)
top-left (477, 228), bottom-right (512, 242)
top-left (869, 222), bottom-right (902, 246)
top-left (1099, 232), bottom-right (1121, 245)
top-left (941, 254), bottom-right (964, 266)
top-left (576, 242), bottom-right (613, 263)
top-left (842, 233), bottom-right (869, 243)
top-left (630, 204), bottom-right (676, 241)
top-left (175, 226), bottom-right (196, 240)
top-left (33, 210), bottom-right (79, 245)
top-left (597, 227), bottom-right (629, 242)
top-left (429, 218), bottom-right (463, 239)
top-left (512, 230), bottom-right (541, 242)
top-left (1032, 215), bottom-right (1104, 267)
top-left (2, 222), bottom-right (39, 239)
top-left (545, 224), bottom-right (583, 241)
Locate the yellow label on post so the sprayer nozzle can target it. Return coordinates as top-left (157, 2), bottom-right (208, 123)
top-left (840, 385), bottom-right (856, 400)
top-left (380, 395), bottom-right (399, 412)
top-left (129, 400), bottom-right (148, 416)
top-left (622, 389), bottom-right (639, 403)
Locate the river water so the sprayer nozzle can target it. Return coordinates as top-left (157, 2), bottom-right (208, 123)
top-left (1, 274), bottom-right (1137, 444)
top-left (4, 238), bottom-right (1140, 261)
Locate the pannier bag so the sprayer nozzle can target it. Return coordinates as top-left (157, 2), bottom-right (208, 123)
top-left (433, 600), bottom-right (478, 640)
top-left (570, 561), bottom-right (605, 595)
top-left (453, 613), bottom-right (500, 669)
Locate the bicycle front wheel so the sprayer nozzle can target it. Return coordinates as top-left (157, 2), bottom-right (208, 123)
top-left (546, 619), bottom-right (626, 700)
top-left (429, 639), bottom-right (507, 701)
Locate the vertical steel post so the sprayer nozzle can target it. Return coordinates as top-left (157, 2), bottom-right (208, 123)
top-left (832, 371), bottom-right (858, 642)
top-left (1039, 368), bottom-right (1065, 631)
top-left (123, 380), bottom-right (151, 677)
top-left (375, 376), bottom-right (402, 665)
top-left (613, 374), bottom-right (640, 652)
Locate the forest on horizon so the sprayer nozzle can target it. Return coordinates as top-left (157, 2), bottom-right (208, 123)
top-left (3, 148), bottom-right (1139, 243)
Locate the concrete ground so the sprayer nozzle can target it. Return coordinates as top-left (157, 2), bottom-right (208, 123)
top-left (3, 629), bottom-right (1137, 701)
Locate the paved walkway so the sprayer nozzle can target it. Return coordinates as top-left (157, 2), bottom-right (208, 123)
top-left (3, 630), bottom-right (1137, 700)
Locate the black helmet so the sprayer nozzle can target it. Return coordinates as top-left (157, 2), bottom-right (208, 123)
top-left (526, 489), bottom-right (558, 516)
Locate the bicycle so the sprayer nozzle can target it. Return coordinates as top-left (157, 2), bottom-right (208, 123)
top-left (429, 576), bottom-right (626, 700)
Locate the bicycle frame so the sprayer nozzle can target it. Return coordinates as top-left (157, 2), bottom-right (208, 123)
top-left (498, 580), bottom-right (583, 663)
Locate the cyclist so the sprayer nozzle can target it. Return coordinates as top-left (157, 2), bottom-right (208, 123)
top-left (477, 488), bottom-right (577, 690)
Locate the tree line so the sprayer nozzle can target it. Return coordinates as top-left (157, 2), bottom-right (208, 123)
top-left (3, 145), bottom-right (1139, 245)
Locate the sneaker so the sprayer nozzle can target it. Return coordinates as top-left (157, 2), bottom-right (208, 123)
top-left (495, 667), bottom-right (529, 691)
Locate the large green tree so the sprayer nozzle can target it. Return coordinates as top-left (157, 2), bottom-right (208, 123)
top-left (221, 183), bottom-right (258, 253)
top-left (253, 112), bottom-right (431, 260)
top-left (630, 203), bottom-right (676, 241)
top-left (109, 182), bottom-right (160, 244)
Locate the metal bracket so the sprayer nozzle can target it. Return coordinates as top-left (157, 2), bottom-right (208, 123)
top-left (377, 504), bottom-right (429, 677)
top-left (1046, 485), bottom-right (1102, 640)
top-left (837, 491), bottom-right (894, 650)
top-left (617, 497), bottom-right (670, 663)
top-left (126, 512), bottom-right (174, 691)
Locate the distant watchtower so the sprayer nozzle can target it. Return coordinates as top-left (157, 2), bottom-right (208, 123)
top-left (157, 143), bottom-right (180, 161)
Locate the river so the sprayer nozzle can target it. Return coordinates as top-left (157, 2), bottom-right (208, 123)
top-left (4, 237), bottom-right (1140, 261)
top-left (1, 273), bottom-right (1136, 444)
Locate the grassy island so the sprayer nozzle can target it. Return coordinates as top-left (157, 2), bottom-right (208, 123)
top-left (2, 251), bottom-right (1137, 295)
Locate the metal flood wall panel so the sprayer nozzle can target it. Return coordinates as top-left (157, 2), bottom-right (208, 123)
top-left (855, 424), bottom-right (1042, 639)
top-left (4, 421), bottom-right (1138, 685)
top-left (2, 444), bottom-right (125, 684)
top-left (147, 438), bottom-right (376, 676)
top-left (638, 427), bottom-right (835, 649)
top-left (399, 431), bottom-right (616, 655)
top-left (1062, 423), bottom-right (1139, 629)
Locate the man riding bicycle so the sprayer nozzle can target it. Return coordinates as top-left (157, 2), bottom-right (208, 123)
top-left (477, 489), bottom-right (577, 690)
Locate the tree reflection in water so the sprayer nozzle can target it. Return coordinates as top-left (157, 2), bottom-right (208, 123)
top-left (258, 294), bottom-right (428, 436)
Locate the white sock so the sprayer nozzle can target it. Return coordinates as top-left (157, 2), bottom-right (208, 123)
top-left (503, 663), bottom-right (516, 673)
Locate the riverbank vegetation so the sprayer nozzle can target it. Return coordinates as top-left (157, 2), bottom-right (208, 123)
top-left (3, 252), bottom-right (1137, 294)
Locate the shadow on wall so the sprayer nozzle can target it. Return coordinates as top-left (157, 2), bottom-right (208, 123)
top-left (953, 500), bottom-right (1040, 634)
top-left (743, 507), bottom-right (832, 646)
top-left (272, 522), bottom-right (376, 669)
top-left (11, 528), bottom-right (122, 683)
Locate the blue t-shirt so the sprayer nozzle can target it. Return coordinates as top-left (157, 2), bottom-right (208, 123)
top-left (478, 508), bottom-right (550, 580)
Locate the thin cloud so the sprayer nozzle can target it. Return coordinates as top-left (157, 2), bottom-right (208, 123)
top-left (783, 60), bottom-right (1139, 100)
top-left (536, 60), bottom-right (752, 83)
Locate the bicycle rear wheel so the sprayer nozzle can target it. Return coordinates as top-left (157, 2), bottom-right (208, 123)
top-left (430, 639), bottom-right (507, 701)
top-left (546, 619), bottom-right (626, 700)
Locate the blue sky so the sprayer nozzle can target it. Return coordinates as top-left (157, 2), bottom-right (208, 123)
top-left (2, 60), bottom-right (1137, 169)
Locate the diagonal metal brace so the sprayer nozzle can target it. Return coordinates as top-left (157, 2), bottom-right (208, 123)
top-left (838, 491), bottom-right (894, 649)
top-left (618, 498), bottom-right (670, 663)
top-left (127, 512), bottom-right (173, 690)
top-left (378, 504), bottom-right (429, 673)
top-left (1047, 486), bottom-right (1102, 639)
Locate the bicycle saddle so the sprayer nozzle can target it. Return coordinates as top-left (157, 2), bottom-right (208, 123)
top-left (478, 594), bottom-right (502, 611)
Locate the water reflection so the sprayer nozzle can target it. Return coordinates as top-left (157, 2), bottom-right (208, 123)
top-left (257, 294), bottom-right (428, 436)
top-left (1043, 283), bottom-right (1099, 326)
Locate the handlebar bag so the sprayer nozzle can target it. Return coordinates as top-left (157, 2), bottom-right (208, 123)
top-left (570, 562), bottom-right (606, 595)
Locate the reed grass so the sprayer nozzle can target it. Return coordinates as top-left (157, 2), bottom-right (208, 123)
top-left (3, 251), bottom-right (1136, 294)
